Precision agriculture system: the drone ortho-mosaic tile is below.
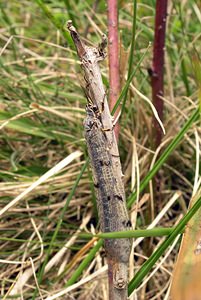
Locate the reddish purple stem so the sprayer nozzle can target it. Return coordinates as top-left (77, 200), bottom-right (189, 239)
top-left (107, 1), bottom-right (121, 297)
top-left (151, 0), bottom-right (168, 147)
top-left (107, 0), bottom-right (120, 140)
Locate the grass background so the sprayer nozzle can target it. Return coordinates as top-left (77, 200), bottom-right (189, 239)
top-left (0, 0), bottom-right (200, 299)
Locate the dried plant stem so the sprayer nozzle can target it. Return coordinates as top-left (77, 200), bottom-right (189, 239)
top-left (151, 0), bottom-right (168, 148)
top-left (107, 0), bottom-right (120, 140)
top-left (67, 21), bottom-right (131, 300)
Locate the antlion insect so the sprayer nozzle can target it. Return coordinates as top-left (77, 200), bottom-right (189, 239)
top-left (67, 21), bottom-right (132, 300)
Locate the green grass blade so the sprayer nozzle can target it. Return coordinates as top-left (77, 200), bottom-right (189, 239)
top-left (0, 111), bottom-right (75, 141)
top-left (34, 0), bottom-right (74, 47)
top-left (63, 0), bottom-right (77, 28)
top-left (97, 227), bottom-right (174, 239)
top-left (128, 194), bottom-right (201, 295)
top-left (127, 108), bottom-right (199, 208)
top-left (121, 0), bottom-right (137, 115)
top-left (65, 239), bottom-right (103, 287)
top-left (111, 43), bottom-right (151, 116)
top-left (0, 6), bottom-right (18, 59)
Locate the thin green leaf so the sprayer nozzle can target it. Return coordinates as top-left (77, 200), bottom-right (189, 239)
top-left (34, 0), bottom-right (74, 47)
top-left (0, 111), bottom-right (76, 142)
top-left (127, 108), bottom-right (199, 208)
top-left (111, 42), bottom-right (151, 116)
top-left (65, 239), bottom-right (103, 287)
top-left (121, 0), bottom-right (137, 115)
top-left (63, 0), bottom-right (77, 29)
top-left (128, 194), bottom-right (201, 295)
top-left (97, 227), bottom-right (175, 239)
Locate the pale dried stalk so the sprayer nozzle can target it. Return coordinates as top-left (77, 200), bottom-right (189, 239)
top-left (67, 21), bottom-right (131, 299)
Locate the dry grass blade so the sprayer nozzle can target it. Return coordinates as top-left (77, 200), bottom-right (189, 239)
top-left (44, 211), bottom-right (92, 274)
top-left (45, 265), bottom-right (108, 300)
top-left (0, 151), bottom-right (82, 216)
